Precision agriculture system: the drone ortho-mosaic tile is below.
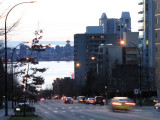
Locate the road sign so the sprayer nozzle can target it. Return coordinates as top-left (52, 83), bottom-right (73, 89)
top-left (134, 89), bottom-right (139, 94)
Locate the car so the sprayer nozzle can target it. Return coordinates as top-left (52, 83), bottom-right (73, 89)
top-left (154, 103), bottom-right (160, 110)
top-left (40, 98), bottom-right (45, 101)
top-left (86, 98), bottom-right (94, 104)
top-left (64, 97), bottom-right (73, 104)
top-left (61, 96), bottom-right (66, 100)
top-left (93, 96), bottom-right (105, 105)
top-left (77, 96), bottom-right (86, 103)
top-left (110, 97), bottom-right (136, 111)
top-left (14, 102), bottom-right (35, 112)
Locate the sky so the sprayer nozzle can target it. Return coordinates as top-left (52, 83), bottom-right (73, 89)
top-left (0, 0), bottom-right (140, 42)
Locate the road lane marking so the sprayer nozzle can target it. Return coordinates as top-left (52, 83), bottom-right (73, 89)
top-left (80, 116), bottom-right (85, 118)
top-left (75, 107), bottom-right (79, 108)
top-left (134, 109), bottom-right (142, 111)
top-left (55, 108), bottom-right (58, 109)
top-left (48, 108), bottom-right (51, 110)
top-left (69, 107), bottom-right (72, 109)
top-left (89, 119), bottom-right (95, 120)
top-left (62, 111), bottom-right (66, 112)
top-left (44, 112), bottom-right (48, 114)
top-left (53, 111), bottom-right (58, 113)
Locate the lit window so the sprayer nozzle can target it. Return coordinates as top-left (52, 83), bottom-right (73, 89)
top-left (92, 36), bottom-right (95, 39)
top-left (146, 40), bottom-right (149, 46)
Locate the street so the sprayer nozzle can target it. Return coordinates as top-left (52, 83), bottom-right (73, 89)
top-left (34, 100), bottom-right (160, 120)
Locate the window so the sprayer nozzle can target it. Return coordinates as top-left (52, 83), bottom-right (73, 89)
top-left (146, 40), bottom-right (149, 46)
top-left (145, 3), bottom-right (148, 11)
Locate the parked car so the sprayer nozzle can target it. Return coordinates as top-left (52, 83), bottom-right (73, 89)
top-left (86, 98), bottom-right (94, 104)
top-left (14, 102), bottom-right (35, 112)
top-left (154, 103), bottom-right (160, 110)
top-left (93, 96), bottom-right (105, 105)
top-left (64, 97), bottom-right (73, 104)
top-left (77, 96), bottom-right (86, 103)
top-left (109, 97), bottom-right (136, 112)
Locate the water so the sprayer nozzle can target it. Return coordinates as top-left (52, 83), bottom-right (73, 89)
top-left (14, 61), bottom-right (74, 90)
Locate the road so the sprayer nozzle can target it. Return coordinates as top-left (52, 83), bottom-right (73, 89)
top-left (34, 100), bottom-right (160, 120)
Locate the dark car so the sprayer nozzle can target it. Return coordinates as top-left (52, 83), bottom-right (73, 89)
top-left (77, 96), bottom-right (86, 103)
top-left (154, 103), bottom-right (160, 110)
top-left (64, 97), bottom-right (73, 104)
top-left (93, 96), bottom-right (105, 105)
top-left (14, 102), bottom-right (35, 112)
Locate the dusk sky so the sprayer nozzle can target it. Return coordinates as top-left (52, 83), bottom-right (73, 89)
top-left (0, 0), bottom-right (139, 42)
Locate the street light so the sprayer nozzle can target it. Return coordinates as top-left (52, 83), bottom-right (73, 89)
top-left (76, 62), bottom-right (80, 68)
top-left (4, 1), bottom-right (36, 116)
top-left (120, 40), bottom-right (142, 106)
top-left (11, 42), bottom-right (30, 109)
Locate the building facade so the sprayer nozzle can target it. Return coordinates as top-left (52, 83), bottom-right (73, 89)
top-left (138, 0), bottom-right (155, 90)
top-left (99, 12), bottom-right (131, 38)
top-left (74, 33), bottom-right (118, 86)
top-left (155, 0), bottom-right (160, 101)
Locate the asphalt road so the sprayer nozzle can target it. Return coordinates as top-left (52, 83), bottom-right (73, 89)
top-left (34, 100), bottom-right (160, 120)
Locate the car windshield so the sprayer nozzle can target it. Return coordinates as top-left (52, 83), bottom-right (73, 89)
top-left (80, 96), bottom-right (85, 98)
top-left (66, 97), bottom-right (72, 99)
top-left (89, 98), bottom-right (94, 100)
top-left (118, 99), bottom-right (130, 102)
top-left (96, 97), bottom-right (103, 99)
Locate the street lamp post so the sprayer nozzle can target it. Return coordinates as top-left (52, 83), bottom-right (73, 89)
top-left (11, 42), bottom-right (30, 109)
top-left (4, 1), bottom-right (36, 116)
top-left (120, 40), bottom-right (142, 106)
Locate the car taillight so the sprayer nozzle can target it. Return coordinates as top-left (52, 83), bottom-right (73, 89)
top-left (65, 99), bottom-right (67, 101)
top-left (71, 99), bottom-right (73, 101)
top-left (95, 99), bottom-right (96, 102)
top-left (112, 102), bottom-right (122, 106)
top-left (125, 102), bottom-right (136, 106)
top-left (103, 99), bottom-right (105, 103)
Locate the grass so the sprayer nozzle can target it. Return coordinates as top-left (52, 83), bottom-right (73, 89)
top-left (10, 116), bottom-right (43, 120)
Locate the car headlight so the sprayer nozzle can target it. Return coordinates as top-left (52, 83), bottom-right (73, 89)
top-left (16, 108), bottom-right (21, 111)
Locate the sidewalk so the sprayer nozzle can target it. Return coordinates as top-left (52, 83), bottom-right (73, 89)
top-left (0, 101), bottom-right (14, 120)
top-left (135, 105), bottom-right (154, 110)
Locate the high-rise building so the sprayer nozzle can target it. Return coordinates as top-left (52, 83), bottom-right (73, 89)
top-left (86, 12), bottom-right (131, 37)
top-left (74, 33), bottom-right (118, 85)
top-left (155, 0), bottom-right (160, 101)
top-left (138, 0), bottom-right (155, 91)
top-left (75, 12), bottom-right (132, 86)
top-left (99, 12), bottom-right (131, 37)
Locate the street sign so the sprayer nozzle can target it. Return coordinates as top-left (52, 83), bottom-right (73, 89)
top-left (134, 89), bottom-right (139, 94)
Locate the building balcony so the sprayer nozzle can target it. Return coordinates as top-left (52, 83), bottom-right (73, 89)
top-left (138, 10), bottom-right (144, 14)
top-left (126, 54), bottom-right (138, 58)
top-left (138, 17), bottom-right (144, 22)
top-left (139, 35), bottom-right (144, 40)
top-left (138, 0), bottom-right (144, 5)
top-left (138, 26), bottom-right (144, 31)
